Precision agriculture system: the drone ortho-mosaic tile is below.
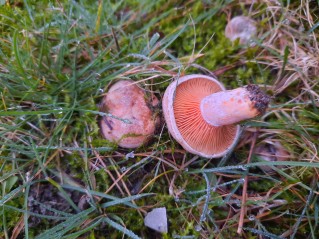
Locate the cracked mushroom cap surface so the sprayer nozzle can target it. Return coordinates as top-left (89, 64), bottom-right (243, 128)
top-left (100, 80), bottom-right (159, 148)
top-left (163, 74), bottom-right (240, 158)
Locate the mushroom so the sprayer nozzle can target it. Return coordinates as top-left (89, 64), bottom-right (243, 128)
top-left (254, 141), bottom-right (290, 172)
top-left (163, 74), bottom-right (270, 158)
top-left (225, 16), bottom-right (257, 44)
top-left (100, 80), bottom-right (159, 148)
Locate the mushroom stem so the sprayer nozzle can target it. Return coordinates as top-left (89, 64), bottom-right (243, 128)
top-left (200, 85), bottom-right (270, 127)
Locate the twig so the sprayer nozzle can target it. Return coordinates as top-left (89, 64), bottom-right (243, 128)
top-left (111, 27), bottom-right (120, 52)
top-left (237, 132), bottom-right (258, 235)
top-left (10, 216), bottom-right (25, 239)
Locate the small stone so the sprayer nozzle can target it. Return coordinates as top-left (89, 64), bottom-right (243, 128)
top-left (144, 207), bottom-right (168, 233)
top-left (125, 151), bottom-right (135, 160)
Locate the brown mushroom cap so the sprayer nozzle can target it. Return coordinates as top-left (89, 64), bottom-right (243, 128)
top-left (254, 141), bottom-right (290, 172)
top-left (163, 75), bottom-right (240, 158)
top-left (100, 80), bottom-right (159, 148)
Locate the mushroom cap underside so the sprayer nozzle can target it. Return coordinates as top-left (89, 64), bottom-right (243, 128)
top-left (163, 74), bottom-right (240, 158)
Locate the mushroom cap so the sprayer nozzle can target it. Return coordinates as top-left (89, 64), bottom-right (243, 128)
top-left (163, 74), bottom-right (240, 158)
top-left (254, 141), bottom-right (290, 172)
top-left (100, 80), bottom-right (159, 148)
top-left (225, 16), bottom-right (257, 44)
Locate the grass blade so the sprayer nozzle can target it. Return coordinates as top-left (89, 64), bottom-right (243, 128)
top-left (104, 217), bottom-right (141, 239)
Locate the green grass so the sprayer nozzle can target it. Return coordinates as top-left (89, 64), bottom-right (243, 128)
top-left (1, 0), bottom-right (319, 238)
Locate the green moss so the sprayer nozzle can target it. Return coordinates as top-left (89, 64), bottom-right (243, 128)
top-left (0, 197), bottom-right (24, 238)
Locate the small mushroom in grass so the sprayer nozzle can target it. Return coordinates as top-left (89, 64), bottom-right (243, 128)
top-left (163, 74), bottom-right (270, 158)
top-left (254, 141), bottom-right (291, 172)
top-left (225, 16), bottom-right (257, 44)
top-left (100, 80), bottom-right (159, 148)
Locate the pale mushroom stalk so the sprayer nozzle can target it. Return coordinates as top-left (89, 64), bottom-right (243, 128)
top-left (200, 85), bottom-right (270, 127)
